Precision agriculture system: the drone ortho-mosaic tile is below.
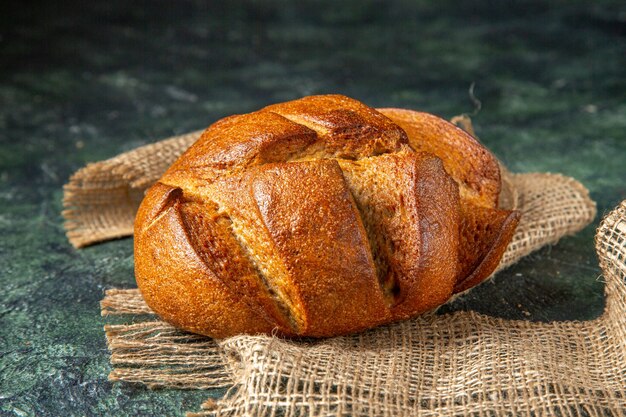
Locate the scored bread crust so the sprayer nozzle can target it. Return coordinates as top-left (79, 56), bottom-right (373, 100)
top-left (377, 108), bottom-right (501, 208)
top-left (134, 94), bottom-right (520, 338)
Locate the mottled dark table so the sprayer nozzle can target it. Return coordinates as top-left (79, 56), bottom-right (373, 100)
top-left (1, 1), bottom-right (625, 416)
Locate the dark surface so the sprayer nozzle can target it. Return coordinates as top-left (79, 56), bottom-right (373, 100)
top-left (1, 1), bottom-right (625, 416)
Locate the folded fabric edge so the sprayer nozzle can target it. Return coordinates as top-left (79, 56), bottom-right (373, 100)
top-left (62, 131), bottom-right (202, 248)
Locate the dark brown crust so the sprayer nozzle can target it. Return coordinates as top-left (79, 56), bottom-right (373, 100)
top-left (338, 152), bottom-right (459, 320)
top-left (161, 112), bottom-right (318, 195)
top-left (250, 160), bottom-right (388, 337)
top-left (390, 154), bottom-right (460, 320)
top-left (134, 94), bottom-right (519, 338)
top-left (178, 200), bottom-right (295, 333)
top-left (134, 183), bottom-right (275, 337)
top-left (263, 94), bottom-right (409, 159)
top-left (454, 203), bottom-right (521, 293)
top-left (377, 108), bottom-right (501, 208)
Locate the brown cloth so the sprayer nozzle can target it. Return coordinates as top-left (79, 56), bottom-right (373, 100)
top-left (63, 130), bottom-right (626, 416)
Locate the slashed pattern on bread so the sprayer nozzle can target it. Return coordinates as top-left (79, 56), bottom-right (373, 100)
top-left (134, 94), bottom-right (520, 338)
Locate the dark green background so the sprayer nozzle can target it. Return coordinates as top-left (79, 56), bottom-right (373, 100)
top-left (1, 1), bottom-right (625, 416)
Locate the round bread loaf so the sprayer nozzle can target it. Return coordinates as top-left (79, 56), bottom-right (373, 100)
top-left (134, 94), bottom-right (520, 338)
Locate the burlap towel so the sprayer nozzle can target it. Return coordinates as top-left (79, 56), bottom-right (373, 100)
top-left (63, 130), bottom-right (626, 416)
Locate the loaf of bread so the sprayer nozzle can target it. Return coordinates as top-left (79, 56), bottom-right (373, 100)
top-left (134, 94), bottom-right (520, 338)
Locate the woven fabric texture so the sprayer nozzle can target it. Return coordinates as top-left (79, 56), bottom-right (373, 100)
top-left (63, 130), bottom-right (202, 248)
top-left (62, 130), bottom-right (626, 416)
